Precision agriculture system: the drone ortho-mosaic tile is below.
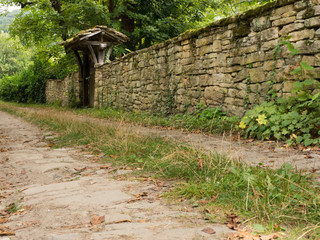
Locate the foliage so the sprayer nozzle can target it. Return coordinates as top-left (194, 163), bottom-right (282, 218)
top-left (0, 51), bottom-right (77, 103)
top-left (0, 9), bottom-right (19, 32)
top-left (170, 103), bottom-right (239, 133)
top-left (196, 0), bottom-right (274, 28)
top-left (240, 60), bottom-right (320, 147)
top-left (2, 103), bottom-right (319, 238)
top-left (0, 32), bottom-right (32, 79)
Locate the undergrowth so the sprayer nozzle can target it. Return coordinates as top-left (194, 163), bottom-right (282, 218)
top-left (75, 103), bottom-right (240, 134)
top-left (1, 103), bottom-right (319, 239)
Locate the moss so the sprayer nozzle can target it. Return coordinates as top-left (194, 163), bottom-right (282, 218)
top-left (302, 7), bottom-right (315, 19)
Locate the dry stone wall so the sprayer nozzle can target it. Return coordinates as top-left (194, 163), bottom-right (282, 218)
top-left (45, 0), bottom-right (320, 116)
top-left (94, 0), bottom-right (320, 116)
top-left (46, 72), bottom-right (80, 106)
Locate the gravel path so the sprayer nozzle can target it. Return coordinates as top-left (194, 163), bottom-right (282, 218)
top-left (0, 111), bottom-right (233, 240)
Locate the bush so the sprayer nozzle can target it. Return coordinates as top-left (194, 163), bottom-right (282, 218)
top-left (0, 56), bottom-right (47, 103)
top-left (240, 94), bottom-right (320, 147)
top-left (0, 51), bottom-right (77, 104)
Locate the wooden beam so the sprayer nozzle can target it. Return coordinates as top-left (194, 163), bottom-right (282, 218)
top-left (79, 30), bottom-right (102, 41)
top-left (106, 45), bottom-right (114, 62)
top-left (80, 41), bottom-right (112, 47)
top-left (87, 45), bottom-right (98, 65)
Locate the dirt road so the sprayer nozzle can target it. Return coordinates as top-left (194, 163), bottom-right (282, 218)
top-left (0, 111), bottom-right (233, 240)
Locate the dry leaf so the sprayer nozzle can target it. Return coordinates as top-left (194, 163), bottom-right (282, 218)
top-left (305, 155), bottom-right (313, 159)
top-left (199, 200), bottom-right (209, 205)
top-left (99, 165), bottom-right (111, 169)
top-left (90, 215), bottom-right (105, 225)
top-left (260, 234), bottom-right (279, 240)
top-left (114, 219), bottom-right (131, 224)
top-left (0, 217), bottom-right (8, 224)
top-left (136, 192), bottom-right (148, 198)
top-left (226, 213), bottom-right (240, 230)
top-left (127, 192), bottom-right (148, 203)
top-left (204, 208), bottom-right (213, 214)
top-left (202, 227), bottom-right (216, 235)
top-left (210, 193), bottom-right (219, 202)
top-left (0, 228), bottom-right (15, 236)
top-left (198, 158), bottom-right (204, 170)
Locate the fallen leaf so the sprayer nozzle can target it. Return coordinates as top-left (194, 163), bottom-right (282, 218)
top-left (210, 193), bottom-right (219, 202)
top-left (305, 155), bottom-right (313, 159)
top-left (202, 227), bottom-right (216, 235)
top-left (136, 192), bottom-right (148, 198)
top-left (90, 215), bottom-right (105, 225)
top-left (137, 220), bottom-right (145, 223)
top-left (0, 217), bottom-right (8, 224)
top-left (204, 208), bottom-right (213, 214)
top-left (114, 219), bottom-right (131, 224)
top-left (260, 234), bottom-right (280, 240)
top-left (198, 158), bottom-right (204, 170)
top-left (127, 192), bottom-right (148, 203)
top-left (199, 200), bottom-right (209, 205)
top-left (46, 143), bottom-right (55, 148)
top-left (0, 228), bottom-right (15, 236)
top-left (226, 213), bottom-right (240, 230)
top-left (99, 165), bottom-right (112, 169)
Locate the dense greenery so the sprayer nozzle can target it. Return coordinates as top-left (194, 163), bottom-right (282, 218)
top-left (0, 31), bottom-right (32, 78)
top-left (240, 42), bottom-right (320, 147)
top-left (0, 51), bottom-right (77, 103)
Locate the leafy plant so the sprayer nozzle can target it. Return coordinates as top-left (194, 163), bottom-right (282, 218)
top-left (240, 60), bottom-right (320, 147)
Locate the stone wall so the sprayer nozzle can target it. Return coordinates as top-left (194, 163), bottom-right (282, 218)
top-left (95, 0), bottom-right (320, 116)
top-left (46, 72), bottom-right (80, 106)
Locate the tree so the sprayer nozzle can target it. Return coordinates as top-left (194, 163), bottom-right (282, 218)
top-left (0, 32), bottom-right (32, 78)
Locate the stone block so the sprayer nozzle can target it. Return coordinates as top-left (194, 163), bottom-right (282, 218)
top-left (261, 27), bottom-right (279, 41)
top-left (279, 23), bottom-right (305, 35)
top-left (238, 45), bottom-right (259, 54)
top-left (196, 36), bottom-right (212, 47)
top-left (235, 69), bottom-right (248, 82)
top-left (240, 51), bottom-right (265, 65)
top-left (181, 51), bottom-right (193, 59)
top-left (302, 55), bottom-right (315, 66)
top-left (209, 73), bottom-right (232, 84)
top-left (261, 39), bottom-right (279, 51)
top-left (314, 5), bottom-right (320, 16)
top-left (216, 53), bottom-right (228, 66)
top-left (212, 40), bottom-right (222, 52)
top-left (204, 86), bottom-right (225, 101)
top-left (272, 16), bottom-right (296, 27)
top-left (249, 68), bottom-right (266, 83)
top-left (315, 54), bottom-right (320, 66)
top-left (283, 81), bottom-right (295, 92)
top-left (305, 17), bottom-right (320, 27)
top-left (271, 4), bottom-right (294, 19)
top-left (181, 39), bottom-right (190, 45)
top-left (294, 1), bottom-right (308, 11)
top-left (228, 88), bottom-right (246, 98)
top-left (316, 28), bottom-right (320, 38)
top-left (199, 45), bottom-right (213, 55)
top-left (289, 29), bottom-right (315, 41)
top-left (251, 16), bottom-right (271, 31)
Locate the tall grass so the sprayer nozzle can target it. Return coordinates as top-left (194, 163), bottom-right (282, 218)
top-left (1, 103), bottom-right (319, 238)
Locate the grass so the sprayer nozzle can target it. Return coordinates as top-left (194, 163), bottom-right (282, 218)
top-left (7, 101), bottom-right (239, 135)
top-left (1, 102), bottom-right (320, 239)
